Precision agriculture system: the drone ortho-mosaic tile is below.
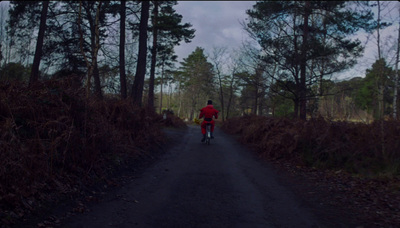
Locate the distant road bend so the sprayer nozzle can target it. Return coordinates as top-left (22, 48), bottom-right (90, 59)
top-left (61, 125), bottom-right (354, 228)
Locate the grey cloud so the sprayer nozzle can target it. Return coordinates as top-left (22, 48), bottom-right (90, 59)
top-left (174, 1), bottom-right (256, 60)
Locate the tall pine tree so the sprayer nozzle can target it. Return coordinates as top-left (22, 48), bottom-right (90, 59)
top-left (245, 1), bottom-right (375, 119)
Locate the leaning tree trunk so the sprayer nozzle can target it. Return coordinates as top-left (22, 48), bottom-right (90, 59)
top-left (29, 1), bottom-right (49, 86)
top-left (131, 1), bottom-right (150, 107)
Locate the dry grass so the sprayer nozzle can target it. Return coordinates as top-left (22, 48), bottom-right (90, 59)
top-left (0, 76), bottom-right (185, 225)
top-left (222, 115), bottom-right (400, 176)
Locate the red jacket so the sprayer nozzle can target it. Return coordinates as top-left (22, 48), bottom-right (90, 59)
top-left (199, 105), bottom-right (219, 121)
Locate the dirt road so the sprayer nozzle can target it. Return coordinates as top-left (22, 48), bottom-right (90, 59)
top-left (59, 125), bottom-right (354, 228)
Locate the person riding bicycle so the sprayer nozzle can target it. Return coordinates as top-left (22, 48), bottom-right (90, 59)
top-left (199, 100), bottom-right (219, 142)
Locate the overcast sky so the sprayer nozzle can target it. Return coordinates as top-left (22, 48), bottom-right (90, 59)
top-left (173, 1), bottom-right (256, 61)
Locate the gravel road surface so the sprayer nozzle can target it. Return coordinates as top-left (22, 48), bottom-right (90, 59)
top-left (60, 125), bottom-right (352, 228)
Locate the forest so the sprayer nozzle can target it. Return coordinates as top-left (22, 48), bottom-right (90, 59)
top-left (0, 1), bottom-right (399, 121)
top-left (0, 0), bottom-right (400, 226)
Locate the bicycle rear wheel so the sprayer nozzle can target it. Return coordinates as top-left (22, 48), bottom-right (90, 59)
top-left (206, 124), bottom-right (211, 145)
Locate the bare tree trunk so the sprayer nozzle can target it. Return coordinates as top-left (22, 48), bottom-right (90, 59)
top-left (148, 1), bottom-right (159, 110)
top-left (226, 72), bottom-right (235, 119)
top-left (0, 5), bottom-right (4, 66)
top-left (190, 93), bottom-right (196, 120)
top-left (93, 62), bottom-right (102, 99)
top-left (300, 2), bottom-right (310, 120)
top-left (131, 1), bottom-right (150, 106)
top-left (253, 85), bottom-right (258, 115)
top-left (377, 0), bottom-right (381, 60)
top-left (84, 2), bottom-right (103, 99)
top-left (78, 1), bottom-right (102, 99)
top-left (218, 72), bottom-right (225, 121)
top-left (29, 1), bottom-right (49, 86)
top-left (210, 47), bottom-right (227, 120)
top-left (7, 33), bottom-right (11, 66)
top-left (119, 0), bottom-right (127, 99)
top-left (159, 61), bottom-right (165, 114)
top-left (178, 85), bottom-right (182, 117)
top-left (78, 31), bottom-right (92, 97)
top-left (393, 5), bottom-right (400, 119)
top-left (294, 97), bottom-right (299, 118)
top-left (168, 83), bottom-right (172, 110)
top-left (376, 0), bottom-right (385, 120)
top-left (375, 0), bottom-right (386, 157)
